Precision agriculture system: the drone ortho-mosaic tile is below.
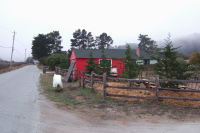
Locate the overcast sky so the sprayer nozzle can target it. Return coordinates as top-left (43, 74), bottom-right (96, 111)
top-left (0, 0), bottom-right (200, 62)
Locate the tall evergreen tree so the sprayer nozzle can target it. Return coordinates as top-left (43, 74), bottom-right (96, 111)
top-left (138, 34), bottom-right (158, 55)
top-left (32, 34), bottom-right (51, 59)
top-left (70, 29), bottom-right (95, 49)
top-left (32, 31), bottom-right (63, 59)
top-left (121, 44), bottom-right (143, 79)
top-left (46, 31), bottom-right (63, 54)
top-left (154, 34), bottom-right (192, 88)
top-left (95, 33), bottom-right (113, 49)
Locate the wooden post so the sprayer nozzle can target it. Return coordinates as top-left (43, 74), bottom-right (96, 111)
top-left (78, 70), bottom-right (81, 87)
top-left (55, 67), bottom-right (57, 73)
top-left (91, 71), bottom-right (94, 92)
top-left (155, 75), bottom-right (160, 103)
top-left (71, 70), bottom-right (74, 82)
top-left (103, 73), bottom-right (107, 100)
top-left (82, 71), bottom-right (85, 88)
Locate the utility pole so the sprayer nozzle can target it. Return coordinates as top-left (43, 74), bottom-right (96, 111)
top-left (10, 31), bottom-right (16, 67)
top-left (25, 48), bottom-right (26, 62)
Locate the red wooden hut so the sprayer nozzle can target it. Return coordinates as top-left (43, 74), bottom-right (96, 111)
top-left (70, 49), bottom-right (153, 77)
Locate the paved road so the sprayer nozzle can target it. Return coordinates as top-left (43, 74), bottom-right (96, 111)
top-left (0, 65), bottom-right (41, 133)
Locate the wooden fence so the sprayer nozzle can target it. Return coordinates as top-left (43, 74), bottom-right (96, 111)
top-left (80, 71), bottom-right (200, 102)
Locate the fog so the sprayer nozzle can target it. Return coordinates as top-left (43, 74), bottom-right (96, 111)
top-left (116, 33), bottom-right (200, 55)
top-left (0, 0), bottom-right (200, 61)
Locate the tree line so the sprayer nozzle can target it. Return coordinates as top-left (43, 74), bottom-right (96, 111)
top-left (31, 29), bottom-right (200, 73)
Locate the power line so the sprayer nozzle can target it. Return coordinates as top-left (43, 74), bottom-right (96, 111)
top-left (15, 48), bottom-right (24, 56)
top-left (15, 39), bottom-right (30, 48)
top-left (0, 46), bottom-right (11, 48)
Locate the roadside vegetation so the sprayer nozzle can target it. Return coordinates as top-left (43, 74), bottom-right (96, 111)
top-left (0, 62), bottom-right (27, 74)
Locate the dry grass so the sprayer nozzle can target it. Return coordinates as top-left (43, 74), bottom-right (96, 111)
top-left (94, 82), bottom-right (155, 101)
top-left (93, 81), bottom-right (200, 107)
top-left (0, 64), bottom-right (27, 74)
top-left (159, 91), bottom-right (200, 107)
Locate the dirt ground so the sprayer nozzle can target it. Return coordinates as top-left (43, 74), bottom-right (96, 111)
top-left (38, 88), bottom-right (200, 133)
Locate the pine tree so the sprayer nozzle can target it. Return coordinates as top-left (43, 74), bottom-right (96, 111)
top-left (70, 29), bottom-right (95, 49)
top-left (96, 50), bottom-right (111, 75)
top-left (95, 33), bottom-right (113, 49)
top-left (32, 31), bottom-right (63, 59)
top-left (85, 51), bottom-right (98, 74)
top-left (154, 34), bottom-right (192, 88)
top-left (138, 34), bottom-right (158, 55)
top-left (121, 44), bottom-right (144, 79)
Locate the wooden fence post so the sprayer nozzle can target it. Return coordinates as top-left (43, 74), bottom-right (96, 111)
top-left (103, 73), bottom-right (107, 100)
top-left (78, 70), bottom-right (81, 87)
top-left (155, 75), bottom-right (160, 103)
top-left (72, 70), bottom-right (74, 79)
top-left (55, 67), bottom-right (57, 73)
top-left (82, 71), bottom-right (85, 88)
top-left (91, 71), bottom-right (94, 92)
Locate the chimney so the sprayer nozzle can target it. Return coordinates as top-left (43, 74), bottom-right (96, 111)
top-left (136, 48), bottom-right (140, 56)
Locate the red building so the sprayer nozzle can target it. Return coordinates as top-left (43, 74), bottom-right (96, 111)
top-left (70, 49), bottom-right (153, 76)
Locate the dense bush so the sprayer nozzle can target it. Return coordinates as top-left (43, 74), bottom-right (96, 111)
top-left (39, 54), bottom-right (69, 70)
top-left (189, 52), bottom-right (200, 65)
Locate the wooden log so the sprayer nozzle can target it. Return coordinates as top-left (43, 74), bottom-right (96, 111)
top-left (155, 75), bottom-right (160, 103)
top-left (159, 96), bottom-right (200, 101)
top-left (159, 88), bottom-right (200, 92)
top-left (85, 73), bottom-right (91, 77)
top-left (107, 77), bottom-right (154, 83)
top-left (159, 79), bottom-right (200, 83)
top-left (150, 85), bottom-right (156, 89)
top-left (94, 80), bottom-right (104, 84)
top-left (107, 86), bottom-right (156, 92)
top-left (78, 70), bottom-right (81, 87)
top-left (133, 83), bottom-right (140, 87)
top-left (82, 71), bottom-right (85, 88)
top-left (103, 73), bottom-right (107, 100)
top-left (91, 71), bottom-right (94, 92)
top-left (85, 85), bottom-right (103, 93)
top-left (85, 79), bottom-right (91, 83)
top-left (93, 74), bottom-right (103, 78)
top-left (106, 94), bottom-right (155, 100)
top-left (177, 85), bottom-right (188, 89)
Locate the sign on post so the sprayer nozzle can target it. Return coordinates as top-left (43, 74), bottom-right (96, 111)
top-left (65, 61), bottom-right (76, 82)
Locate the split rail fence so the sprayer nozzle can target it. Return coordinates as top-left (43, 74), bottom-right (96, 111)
top-left (80, 71), bottom-right (200, 102)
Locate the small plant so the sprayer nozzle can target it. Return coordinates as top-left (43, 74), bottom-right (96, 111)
top-left (85, 51), bottom-right (98, 74)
